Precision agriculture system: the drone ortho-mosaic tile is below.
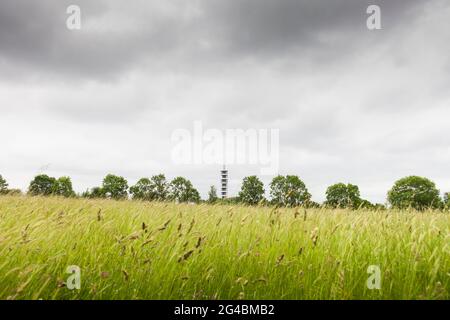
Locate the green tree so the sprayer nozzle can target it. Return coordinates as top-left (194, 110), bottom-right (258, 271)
top-left (443, 192), bottom-right (449, 209)
top-left (130, 178), bottom-right (152, 200)
top-left (269, 175), bottom-right (311, 207)
top-left (238, 176), bottom-right (265, 205)
top-left (130, 174), bottom-right (169, 201)
top-left (0, 175), bottom-right (8, 194)
top-left (387, 176), bottom-right (441, 210)
top-left (149, 174), bottom-right (169, 201)
top-left (28, 174), bottom-right (58, 196)
top-left (325, 183), bottom-right (362, 209)
top-left (82, 187), bottom-right (105, 199)
top-left (54, 177), bottom-right (75, 197)
top-left (169, 177), bottom-right (200, 203)
top-left (102, 174), bottom-right (129, 200)
top-left (28, 175), bottom-right (75, 198)
top-left (207, 185), bottom-right (218, 204)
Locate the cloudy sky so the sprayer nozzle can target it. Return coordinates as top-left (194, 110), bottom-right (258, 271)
top-left (1, 0), bottom-right (449, 203)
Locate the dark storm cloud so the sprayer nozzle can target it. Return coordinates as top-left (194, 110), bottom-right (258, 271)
top-left (0, 0), bottom-right (105, 78)
top-left (200, 0), bottom-right (424, 59)
top-left (0, 0), bottom-right (427, 80)
top-left (0, 0), bottom-right (191, 80)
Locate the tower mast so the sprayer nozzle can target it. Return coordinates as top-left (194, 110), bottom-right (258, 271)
top-left (220, 165), bottom-right (228, 199)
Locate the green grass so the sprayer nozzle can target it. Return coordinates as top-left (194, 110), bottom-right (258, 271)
top-left (0, 195), bottom-right (448, 300)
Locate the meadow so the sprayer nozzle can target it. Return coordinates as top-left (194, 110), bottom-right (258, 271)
top-left (0, 195), bottom-right (448, 300)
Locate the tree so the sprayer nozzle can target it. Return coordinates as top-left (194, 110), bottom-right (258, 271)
top-left (28, 174), bottom-right (58, 196)
top-left (28, 174), bottom-right (75, 198)
top-left (325, 183), bottom-right (362, 209)
top-left (443, 193), bottom-right (449, 209)
top-left (130, 178), bottom-right (152, 200)
top-left (269, 175), bottom-right (311, 207)
top-left (82, 187), bottom-right (105, 199)
top-left (149, 174), bottom-right (169, 201)
top-left (0, 175), bottom-right (8, 194)
top-left (54, 177), bottom-right (75, 197)
top-left (102, 174), bottom-right (129, 200)
top-left (207, 186), bottom-right (218, 204)
top-left (130, 174), bottom-right (169, 201)
top-left (238, 176), bottom-right (265, 205)
top-left (169, 177), bottom-right (200, 203)
top-left (387, 176), bottom-right (441, 210)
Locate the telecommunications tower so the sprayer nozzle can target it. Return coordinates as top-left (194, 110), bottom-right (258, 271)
top-left (220, 165), bottom-right (228, 199)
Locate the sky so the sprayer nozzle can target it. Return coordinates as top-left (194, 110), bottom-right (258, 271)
top-left (1, 0), bottom-right (449, 203)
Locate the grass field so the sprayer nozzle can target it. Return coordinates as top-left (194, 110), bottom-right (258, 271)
top-left (0, 195), bottom-right (448, 300)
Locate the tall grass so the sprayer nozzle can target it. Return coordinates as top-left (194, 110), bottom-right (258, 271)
top-left (0, 196), bottom-right (448, 300)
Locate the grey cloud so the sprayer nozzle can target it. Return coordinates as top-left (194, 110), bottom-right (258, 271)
top-left (200, 0), bottom-right (423, 57)
top-left (0, 0), bottom-right (430, 81)
top-left (0, 0), bottom-right (189, 80)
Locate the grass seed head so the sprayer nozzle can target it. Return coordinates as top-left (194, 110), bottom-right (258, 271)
top-left (178, 250), bottom-right (194, 262)
top-left (122, 269), bottom-right (129, 281)
top-left (310, 227), bottom-right (319, 246)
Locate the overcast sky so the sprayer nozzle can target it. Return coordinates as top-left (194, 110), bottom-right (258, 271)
top-left (1, 0), bottom-right (449, 203)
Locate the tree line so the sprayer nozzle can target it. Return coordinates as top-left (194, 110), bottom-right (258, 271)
top-left (0, 173), bottom-right (448, 210)
top-left (230, 175), bottom-right (448, 210)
